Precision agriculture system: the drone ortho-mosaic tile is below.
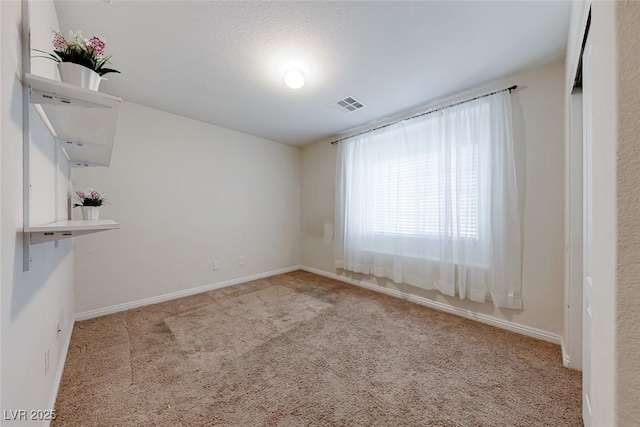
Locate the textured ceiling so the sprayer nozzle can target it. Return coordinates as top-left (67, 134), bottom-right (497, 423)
top-left (54, 1), bottom-right (571, 146)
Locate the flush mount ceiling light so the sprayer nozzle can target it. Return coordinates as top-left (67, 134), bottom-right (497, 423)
top-left (284, 69), bottom-right (305, 89)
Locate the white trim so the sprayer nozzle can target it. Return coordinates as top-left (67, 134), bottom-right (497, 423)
top-left (74, 266), bottom-right (302, 321)
top-left (561, 338), bottom-right (572, 368)
top-left (564, 89), bottom-right (584, 372)
top-left (45, 317), bottom-right (74, 427)
top-left (300, 266), bottom-right (562, 345)
top-left (75, 264), bottom-right (563, 343)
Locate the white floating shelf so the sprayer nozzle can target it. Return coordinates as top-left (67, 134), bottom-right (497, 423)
top-left (25, 220), bottom-right (120, 244)
top-left (24, 73), bottom-right (121, 167)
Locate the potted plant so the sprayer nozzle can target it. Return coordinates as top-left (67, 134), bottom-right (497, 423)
top-left (73, 188), bottom-right (107, 220)
top-left (34, 30), bottom-right (120, 91)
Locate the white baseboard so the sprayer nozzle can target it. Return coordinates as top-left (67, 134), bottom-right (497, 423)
top-left (74, 265), bottom-right (302, 321)
top-left (561, 338), bottom-right (572, 368)
top-left (74, 263), bottom-right (563, 344)
top-left (300, 265), bottom-right (562, 345)
top-left (46, 316), bottom-right (74, 427)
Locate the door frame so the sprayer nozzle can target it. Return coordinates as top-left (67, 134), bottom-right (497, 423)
top-left (566, 88), bottom-right (584, 371)
top-left (565, 5), bottom-right (591, 371)
top-left (565, 4), bottom-right (592, 426)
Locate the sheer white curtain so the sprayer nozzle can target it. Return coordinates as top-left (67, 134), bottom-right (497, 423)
top-left (335, 91), bottom-right (522, 309)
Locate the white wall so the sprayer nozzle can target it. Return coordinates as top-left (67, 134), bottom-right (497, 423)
top-left (72, 102), bottom-right (301, 315)
top-left (1, 1), bottom-right (74, 424)
top-left (301, 60), bottom-right (566, 337)
top-left (615, 1), bottom-right (640, 424)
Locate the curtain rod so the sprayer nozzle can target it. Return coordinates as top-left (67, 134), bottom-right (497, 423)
top-left (330, 85), bottom-right (517, 145)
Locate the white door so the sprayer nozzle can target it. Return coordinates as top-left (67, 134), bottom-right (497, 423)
top-left (582, 30), bottom-right (593, 427)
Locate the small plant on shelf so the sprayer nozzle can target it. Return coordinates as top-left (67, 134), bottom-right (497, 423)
top-left (73, 188), bottom-right (106, 208)
top-left (34, 30), bottom-right (121, 76)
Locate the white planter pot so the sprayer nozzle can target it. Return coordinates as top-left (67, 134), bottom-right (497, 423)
top-left (81, 206), bottom-right (101, 220)
top-left (57, 62), bottom-right (102, 91)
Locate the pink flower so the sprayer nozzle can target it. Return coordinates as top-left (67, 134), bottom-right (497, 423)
top-left (52, 31), bottom-right (68, 51)
top-left (76, 191), bottom-right (85, 198)
top-left (87, 36), bottom-right (106, 57)
top-left (90, 191), bottom-right (100, 199)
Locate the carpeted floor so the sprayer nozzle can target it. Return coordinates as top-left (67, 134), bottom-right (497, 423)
top-left (53, 271), bottom-right (582, 426)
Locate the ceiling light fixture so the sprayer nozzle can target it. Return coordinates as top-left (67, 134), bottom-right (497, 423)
top-left (284, 69), bottom-right (305, 89)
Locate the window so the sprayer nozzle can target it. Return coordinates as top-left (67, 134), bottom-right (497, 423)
top-left (367, 145), bottom-right (478, 239)
top-left (335, 90), bottom-right (522, 309)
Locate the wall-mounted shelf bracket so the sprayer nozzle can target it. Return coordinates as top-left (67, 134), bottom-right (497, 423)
top-left (25, 73), bottom-right (121, 168)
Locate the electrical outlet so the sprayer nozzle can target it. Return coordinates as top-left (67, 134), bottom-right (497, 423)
top-left (44, 349), bottom-right (50, 376)
top-left (213, 260), bottom-right (220, 270)
top-left (238, 256), bottom-right (245, 266)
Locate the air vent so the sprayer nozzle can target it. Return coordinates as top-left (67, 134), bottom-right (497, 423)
top-left (330, 96), bottom-right (366, 113)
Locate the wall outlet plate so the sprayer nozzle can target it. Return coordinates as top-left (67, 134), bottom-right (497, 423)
top-left (213, 260), bottom-right (220, 270)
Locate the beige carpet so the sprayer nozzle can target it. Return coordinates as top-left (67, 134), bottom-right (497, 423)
top-left (53, 271), bottom-right (582, 426)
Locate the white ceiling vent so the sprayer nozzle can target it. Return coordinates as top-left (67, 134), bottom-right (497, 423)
top-left (330, 96), bottom-right (366, 113)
